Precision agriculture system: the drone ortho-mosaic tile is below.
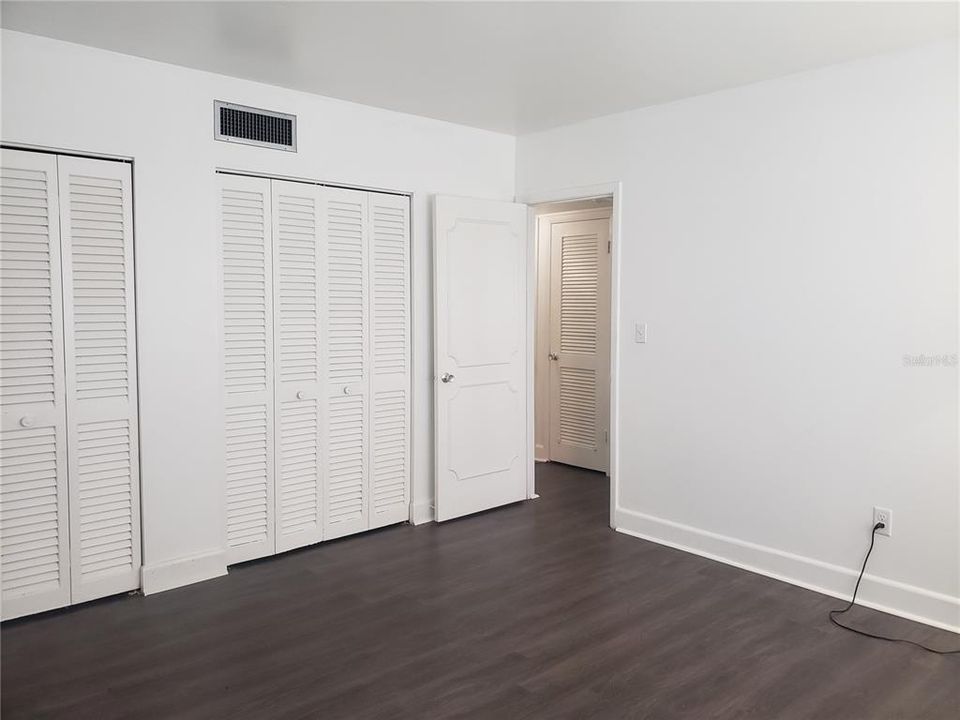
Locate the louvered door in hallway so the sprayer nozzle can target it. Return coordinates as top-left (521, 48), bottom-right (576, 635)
top-left (0, 148), bottom-right (141, 620)
top-left (218, 173), bottom-right (410, 564)
top-left (547, 214), bottom-right (610, 472)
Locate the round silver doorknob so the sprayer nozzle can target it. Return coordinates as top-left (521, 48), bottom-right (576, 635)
top-left (19, 415), bottom-right (35, 428)
top-left (296, 391), bottom-right (305, 400)
top-left (343, 386), bottom-right (351, 395)
top-left (440, 372), bottom-right (455, 383)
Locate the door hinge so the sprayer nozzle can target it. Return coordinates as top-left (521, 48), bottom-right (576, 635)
top-left (607, 239), bottom-right (611, 254)
top-left (604, 429), bottom-right (609, 445)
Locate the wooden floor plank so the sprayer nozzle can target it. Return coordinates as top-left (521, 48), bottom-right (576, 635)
top-left (2, 462), bottom-right (957, 719)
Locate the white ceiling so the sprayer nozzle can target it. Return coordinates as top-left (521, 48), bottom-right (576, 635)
top-left (2, 1), bottom-right (956, 135)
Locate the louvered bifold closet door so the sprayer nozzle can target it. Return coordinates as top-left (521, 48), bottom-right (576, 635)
top-left (220, 174), bottom-right (275, 564)
top-left (323, 187), bottom-right (370, 539)
top-left (368, 193), bottom-right (410, 529)
top-left (57, 157), bottom-right (141, 603)
top-left (271, 180), bottom-right (324, 552)
top-left (0, 149), bottom-right (71, 620)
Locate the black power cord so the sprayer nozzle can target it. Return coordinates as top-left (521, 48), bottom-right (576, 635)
top-left (829, 522), bottom-right (960, 655)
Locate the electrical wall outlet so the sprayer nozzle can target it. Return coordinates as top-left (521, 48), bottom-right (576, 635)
top-left (873, 507), bottom-right (892, 537)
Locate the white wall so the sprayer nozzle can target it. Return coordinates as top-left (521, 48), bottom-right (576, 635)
top-left (1, 30), bottom-right (516, 591)
top-left (3, 29), bottom-right (956, 629)
top-left (518, 41), bottom-right (959, 630)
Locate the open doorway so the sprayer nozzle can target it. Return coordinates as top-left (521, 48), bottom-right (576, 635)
top-left (432, 186), bottom-right (620, 526)
top-left (533, 197), bottom-right (614, 482)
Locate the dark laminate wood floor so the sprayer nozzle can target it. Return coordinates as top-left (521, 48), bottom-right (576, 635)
top-left (3, 462), bottom-right (958, 719)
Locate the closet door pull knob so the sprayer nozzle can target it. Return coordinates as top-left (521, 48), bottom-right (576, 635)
top-left (19, 415), bottom-right (35, 428)
top-left (343, 386), bottom-right (351, 395)
top-left (296, 391), bottom-right (305, 400)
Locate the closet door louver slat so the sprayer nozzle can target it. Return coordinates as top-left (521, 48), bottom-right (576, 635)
top-left (220, 174), bottom-right (275, 563)
top-left (59, 156), bottom-right (142, 603)
top-left (272, 180), bottom-right (324, 552)
top-left (369, 193), bottom-right (410, 529)
top-left (0, 149), bottom-right (70, 620)
top-left (323, 188), bottom-right (369, 539)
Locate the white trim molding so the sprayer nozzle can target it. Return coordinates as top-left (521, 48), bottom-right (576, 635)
top-left (411, 501), bottom-right (435, 526)
top-left (141, 549), bottom-right (228, 595)
top-left (615, 506), bottom-right (960, 633)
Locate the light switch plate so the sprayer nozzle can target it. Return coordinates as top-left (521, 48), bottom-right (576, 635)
top-left (635, 322), bottom-right (647, 343)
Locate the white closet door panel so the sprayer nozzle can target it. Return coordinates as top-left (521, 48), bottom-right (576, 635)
top-left (326, 392), bottom-right (365, 537)
top-left (58, 156), bottom-right (141, 602)
top-left (271, 180), bottom-right (324, 552)
top-left (0, 149), bottom-right (70, 619)
top-left (326, 189), bottom-right (367, 387)
top-left (220, 174), bottom-right (275, 564)
top-left (323, 187), bottom-right (369, 539)
top-left (369, 193), bottom-right (409, 529)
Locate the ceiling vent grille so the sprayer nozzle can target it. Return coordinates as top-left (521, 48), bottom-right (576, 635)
top-left (214, 101), bottom-right (297, 152)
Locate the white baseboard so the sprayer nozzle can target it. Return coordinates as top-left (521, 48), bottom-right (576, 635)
top-left (141, 549), bottom-right (228, 595)
top-left (615, 506), bottom-right (960, 633)
top-left (411, 501), bottom-right (435, 525)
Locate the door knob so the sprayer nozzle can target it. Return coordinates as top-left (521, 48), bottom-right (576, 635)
top-left (343, 386), bottom-right (352, 395)
top-left (440, 372), bottom-right (455, 383)
top-left (548, 352), bottom-right (558, 361)
top-left (19, 415), bottom-right (35, 428)
top-left (296, 391), bottom-right (305, 400)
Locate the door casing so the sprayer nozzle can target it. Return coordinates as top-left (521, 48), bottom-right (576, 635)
top-left (520, 183), bottom-right (622, 529)
top-left (535, 207), bottom-right (612, 471)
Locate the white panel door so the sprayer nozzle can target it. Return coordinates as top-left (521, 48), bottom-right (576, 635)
top-left (434, 196), bottom-right (530, 521)
top-left (58, 156), bottom-right (142, 603)
top-left (271, 180), bottom-right (324, 552)
top-left (323, 187), bottom-right (369, 539)
top-left (548, 218), bottom-right (610, 472)
top-left (368, 193), bottom-right (410, 529)
top-left (220, 174), bottom-right (275, 564)
top-left (0, 149), bottom-right (71, 619)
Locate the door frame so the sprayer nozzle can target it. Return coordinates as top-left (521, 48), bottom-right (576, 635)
top-left (535, 206), bottom-right (612, 469)
top-left (519, 182), bottom-right (622, 528)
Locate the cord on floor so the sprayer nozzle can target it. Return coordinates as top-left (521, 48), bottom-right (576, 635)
top-left (829, 522), bottom-right (959, 655)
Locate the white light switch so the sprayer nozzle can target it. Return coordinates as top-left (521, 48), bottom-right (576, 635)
top-left (635, 322), bottom-right (647, 343)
